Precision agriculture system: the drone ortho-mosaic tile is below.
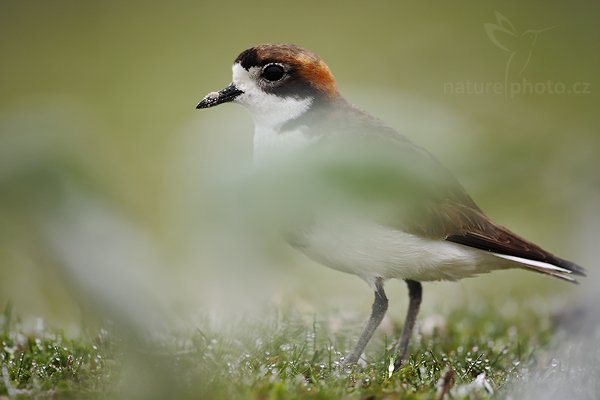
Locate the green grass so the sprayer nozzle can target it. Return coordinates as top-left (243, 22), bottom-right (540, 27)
top-left (0, 304), bottom-right (117, 399)
top-left (1, 297), bottom-right (563, 399)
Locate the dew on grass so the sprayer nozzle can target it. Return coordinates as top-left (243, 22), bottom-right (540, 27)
top-left (279, 343), bottom-right (292, 352)
top-left (4, 345), bottom-right (16, 356)
top-left (294, 374), bottom-right (307, 385)
top-left (362, 377), bottom-right (371, 388)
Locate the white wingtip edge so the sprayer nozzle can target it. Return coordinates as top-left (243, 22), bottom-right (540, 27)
top-left (492, 253), bottom-right (576, 282)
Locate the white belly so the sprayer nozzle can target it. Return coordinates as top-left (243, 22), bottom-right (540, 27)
top-left (296, 216), bottom-right (506, 289)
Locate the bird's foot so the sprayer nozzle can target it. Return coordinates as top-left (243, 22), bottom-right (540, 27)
top-left (391, 348), bottom-right (410, 372)
top-left (342, 352), bottom-right (365, 369)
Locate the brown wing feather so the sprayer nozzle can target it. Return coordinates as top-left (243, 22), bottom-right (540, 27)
top-left (409, 199), bottom-right (585, 277)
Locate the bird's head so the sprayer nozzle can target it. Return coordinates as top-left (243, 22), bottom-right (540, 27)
top-left (197, 44), bottom-right (339, 127)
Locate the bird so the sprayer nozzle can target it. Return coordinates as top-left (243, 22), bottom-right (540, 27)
top-left (195, 43), bottom-right (585, 370)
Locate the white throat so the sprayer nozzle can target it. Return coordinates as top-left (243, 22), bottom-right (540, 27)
top-left (230, 63), bottom-right (316, 160)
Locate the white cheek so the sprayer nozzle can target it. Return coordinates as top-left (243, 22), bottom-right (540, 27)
top-left (231, 63), bottom-right (312, 129)
top-left (231, 63), bottom-right (260, 100)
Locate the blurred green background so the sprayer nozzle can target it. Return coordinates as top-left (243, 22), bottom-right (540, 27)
top-left (0, 0), bottom-right (598, 328)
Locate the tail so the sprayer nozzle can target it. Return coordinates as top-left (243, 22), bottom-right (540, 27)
top-left (446, 229), bottom-right (586, 284)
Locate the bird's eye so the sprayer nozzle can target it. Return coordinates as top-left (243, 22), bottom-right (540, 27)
top-left (262, 64), bottom-right (285, 81)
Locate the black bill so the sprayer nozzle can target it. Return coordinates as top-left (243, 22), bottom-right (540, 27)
top-left (196, 83), bottom-right (244, 109)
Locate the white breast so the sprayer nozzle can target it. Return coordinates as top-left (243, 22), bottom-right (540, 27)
top-left (253, 125), bottom-right (318, 161)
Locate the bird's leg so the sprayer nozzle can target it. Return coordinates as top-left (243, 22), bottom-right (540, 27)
top-left (393, 279), bottom-right (422, 370)
top-left (345, 277), bottom-right (388, 365)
